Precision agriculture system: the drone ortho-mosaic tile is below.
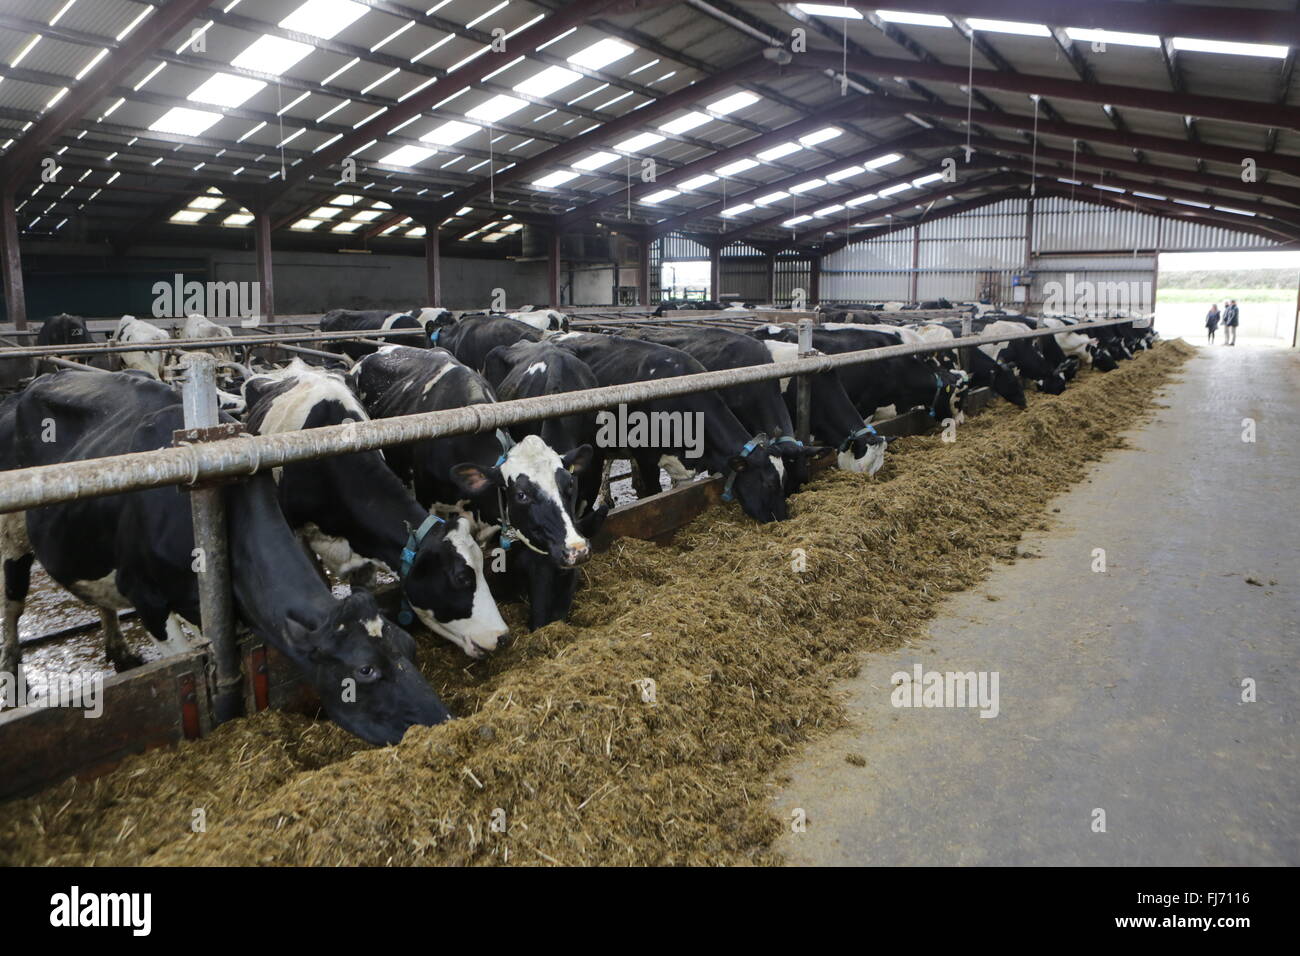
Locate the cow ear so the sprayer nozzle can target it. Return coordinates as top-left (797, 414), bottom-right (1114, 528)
top-left (562, 444), bottom-right (593, 475)
top-left (450, 462), bottom-right (500, 497)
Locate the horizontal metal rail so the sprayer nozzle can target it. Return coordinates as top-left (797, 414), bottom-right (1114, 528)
top-left (0, 319), bottom-right (1141, 515)
top-left (0, 327), bottom-right (430, 360)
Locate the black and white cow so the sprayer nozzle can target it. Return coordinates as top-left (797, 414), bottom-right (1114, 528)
top-left (0, 369), bottom-right (448, 743)
top-left (910, 323), bottom-right (1027, 408)
top-left (1042, 317), bottom-right (1116, 372)
top-left (750, 324), bottom-right (969, 424)
top-left (482, 339), bottom-right (607, 516)
top-left (981, 314), bottom-right (1079, 381)
top-left (755, 338), bottom-right (888, 475)
top-left (503, 308), bottom-right (570, 333)
top-left (349, 345), bottom-right (594, 630)
top-left (550, 332), bottom-right (788, 523)
top-left (242, 361), bottom-right (508, 658)
top-left (112, 315), bottom-right (170, 378)
top-left (36, 313), bottom-right (92, 347)
top-left (320, 308), bottom-right (444, 360)
top-left (974, 320), bottom-right (1068, 394)
top-left (434, 313), bottom-right (542, 372)
top-left (625, 327), bottom-right (828, 495)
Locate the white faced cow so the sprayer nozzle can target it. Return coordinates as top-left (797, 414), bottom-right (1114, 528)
top-left (178, 313), bottom-right (235, 365)
top-left (112, 315), bottom-right (170, 378)
top-left (504, 308), bottom-right (570, 333)
top-left (242, 360), bottom-right (509, 658)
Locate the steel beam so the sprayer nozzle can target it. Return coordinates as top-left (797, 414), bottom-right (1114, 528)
top-left (803, 1), bottom-right (1300, 46)
top-left (789, 53), bottom-right (1300, 131)
top-left (860, 96), bottom-right (1300, 180)
top-left (548, 230), bottom-right (561, 307)
top-left (426, 229), bottom-right (442, 307)
top-left (0, 186), bottom-right (26, 330)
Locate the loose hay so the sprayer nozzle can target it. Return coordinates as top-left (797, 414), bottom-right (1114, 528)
top-left (0, 340), bottom-right (1195, 866)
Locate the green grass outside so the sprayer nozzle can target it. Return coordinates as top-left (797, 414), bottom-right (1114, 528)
top-left (1156, 288), bottom-right (1295, 305)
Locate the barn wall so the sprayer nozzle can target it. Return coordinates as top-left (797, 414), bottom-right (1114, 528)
top-left (8, 243), bottom-right (551, 318)
top-left (819, 196), bottom-right (1282, 307)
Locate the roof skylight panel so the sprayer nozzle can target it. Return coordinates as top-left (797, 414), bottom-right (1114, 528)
top-left (911, 173), bottom-right (943, 187)
top-left (642, 189), bottom-right (680, 204)
top-left (795, 4), bottom-right (862, 19)
top-left (708, 91), bottom-right (760, 116)
top-left (966, 18), bottom-right (1051, 37)
top-left (755, 191), bottom-right (790, 205)
top-left (878, 182), bottom-right (911, 197)
top-left (223, 213), bottom-right (254, 226)
top-left (188, 196), bottom-right (225, 209)
top-left (188, 73), bottom-right (267, 110)
top-left (716, 158), bottom-right (759, 176)
top-left (232, 36), bottom-right (314, 76)
top-left (863, 152), bottom-right (902, 169)
top-left (573, 151), bottom-right (619, 171)
top-left (514, 65), bottom-right (583, 99)
top-left (466, 95), bottom-right (528, 123)
top-left (149, 107), bottom-right (223, 138)
top-left (380, 144), bottom-right (437, 166)
top-left (815, 203), bottom-right (845, 217)
top-left (799, 128), bottom-right (841, 147)
top-left (874, 9), bottom-right (949, 27)
top-left (783, 215), bottom-right (812, 227)
top-left (421, 120), bottom-right (478, 147)
top-left (567, 38), bottom-right (635, 71)
top-left (279, 0), bottom-right (368, 39)
top-left (757, 142), bottom-right (802, 162)
top-left (846, 193), bottom-right (878, 206)
top-left (1063, 28), bottom-right (1159, 49)
top-left (1170, 38), bottom-right (1287, 59)
top-left (659, 112), bottom-right (712, 135)
top-left (170, 210), bottom-right (206, 223)
top-left (331, 221), bottom-right (363, 233)
top-left (533, 170), bottom-right (580, 188)
top-left (615, 132), bottom-right (666, 152)
top-left (679, 174), bottom-right (718, 190)
top-left (721, 203), bottom-right (755, 217)
top-left (465, 1), bottom-right (510, 30)
top-left (826, 165), bottom-right (865, 182)
top-left (790, 179), bottom-right (826, 194)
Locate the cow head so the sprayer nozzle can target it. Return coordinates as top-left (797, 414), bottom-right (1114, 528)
top-left (1035, 371), bottom-right (1068, 395)
top-left (401, 513), bottom-right (509, 659)
top-left (724, 435), bottom-right (788, 523)
top-left (837, 424), bottom-right (887, 475)
top-left (989, 355), bottom-right (1027, 408)
top-left (927, 365), bottom-right (969, 424)
top-left (768, 435), bottom-right (830, 495)
top-left (452, 435), bottom-right (593, 569)
top-left (421, 308), bottom-right (458, 343)
top-left (287, 589), bottom-right (450, 745)
top-left (1090, 344), bottom-right (1118, 371)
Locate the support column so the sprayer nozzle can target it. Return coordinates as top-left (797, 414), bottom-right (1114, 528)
top-left (808, 256), bottom-right (821, 307)
top-left (909, 225), bottom-right (920, 303)
top-left (425, 228), bottom-right (442, 306)
top-left (637, 238), bottom-right (651, 306)
top-left (0, 187), bottom-right (27, 330)
top-left (253, 206), bottom-right (275, 324)
top-left (709, 245), bottom-right (721, 302)
top-left (547, 230), bottom-right (561, 307)
top-left (1023, 196), bottom-right (1035, 309)
top-left (765, 252), bottom-right (776, 305)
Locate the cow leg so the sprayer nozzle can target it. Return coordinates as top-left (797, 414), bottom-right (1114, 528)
top-left (0, 514), bottom-right (34, 704)
top-left (101, 608), bottom-right (145, 671)
top-left (630, 450), bottom-right (664, 499)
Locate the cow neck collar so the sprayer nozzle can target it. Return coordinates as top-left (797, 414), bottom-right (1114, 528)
top-left (492, 433), bottom-right (549, 556)
top-left (840, 423), bottom-right (878, 452)
top-left (397, 513), bottom-right (446, 627)
top-left (927, 371), bottom-right (948, 419)
top-left (722, 434), bottom-right (767, 503)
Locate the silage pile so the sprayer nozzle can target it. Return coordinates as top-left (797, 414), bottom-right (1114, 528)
top-left (0, 341), bottom-right (1195, 866)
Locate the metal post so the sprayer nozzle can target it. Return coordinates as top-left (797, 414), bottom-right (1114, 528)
top-left (910, 225), bottom-right (920, 303)
top-left (959, 312), bottom-right (973, 371)
top-left (809, 256), bottom-right (822, 306)
top-left (637, 239), bottom-right (651, 307)
top-left (547, 230), bottom-right (561, 307)
top-left (425, 228), bottom-right (442, 306)
top-left (795, 317), bottom-right (814, 444)
top-left (0, 186), bottom-right (26, 330)
top-left (178, 352), bottom-right (242, 725)
top-left (765, 252), bottom-right (776, 305)
top-left (709, 245), bottom-right (722, 302)
top-left (254, 206), bottom-right (275, 325)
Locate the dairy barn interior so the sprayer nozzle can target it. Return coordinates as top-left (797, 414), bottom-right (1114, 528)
top-left (0, 0), bottom-right (1296, 889)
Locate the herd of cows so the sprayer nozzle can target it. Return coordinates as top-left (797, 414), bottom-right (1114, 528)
top-left (0, 302), bottom-right (1157, 744)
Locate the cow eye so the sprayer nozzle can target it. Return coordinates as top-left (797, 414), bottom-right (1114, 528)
top-left (356, 664), bottom-right (380, 682)
top-left (515, 488), bottom-right (530, 503)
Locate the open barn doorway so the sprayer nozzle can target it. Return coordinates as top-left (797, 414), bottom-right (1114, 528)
top-left (1156, 250), bottom-right (1300, 348)
top-left (660, 260), bottom-right (711, 303)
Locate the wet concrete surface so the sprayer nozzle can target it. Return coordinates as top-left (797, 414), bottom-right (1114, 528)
top-left (775, 344), bottom-right (1299, 866)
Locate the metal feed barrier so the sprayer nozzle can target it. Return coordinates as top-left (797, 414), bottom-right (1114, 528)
top-left (0, 316), bottom-right (1142, 797)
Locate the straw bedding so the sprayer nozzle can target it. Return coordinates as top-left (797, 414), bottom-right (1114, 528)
top-left (0, 340), bottom-right (1194, 866)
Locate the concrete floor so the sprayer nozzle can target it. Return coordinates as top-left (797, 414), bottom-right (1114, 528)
top-left (775, 344), bottom-right (1299, 866)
